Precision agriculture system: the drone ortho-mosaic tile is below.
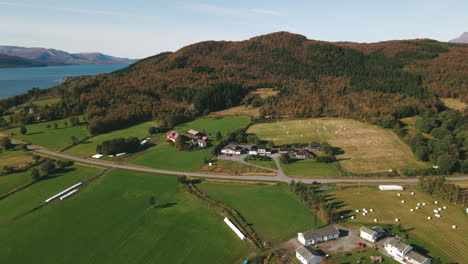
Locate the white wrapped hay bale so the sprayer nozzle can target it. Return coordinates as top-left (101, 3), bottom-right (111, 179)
top-left (395, 218), bottom-right (400, 222)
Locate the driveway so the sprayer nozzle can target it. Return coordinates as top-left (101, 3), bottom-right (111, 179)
top-left (217, 153), bottom-right (277, 172)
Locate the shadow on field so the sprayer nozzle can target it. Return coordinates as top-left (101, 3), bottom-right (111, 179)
top-left (155, 202), bottom-right (177, 209)
top-left (27, 132), bottom-right (43, 135)
top-left (41, 167), bottom-right (77, 180)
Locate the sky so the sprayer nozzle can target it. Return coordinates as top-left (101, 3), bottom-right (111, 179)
top-left (0, 0), bottom-right (467, 58)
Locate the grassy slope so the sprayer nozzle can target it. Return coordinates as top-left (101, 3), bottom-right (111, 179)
top-left (282, 159), bottom-right (341, 177)
top-left (131, 117), bottom-right (250, 172)
top-left (0, 170), bottom-right (250, 264)
top-left (0, 170), bottom-right (30, 195)
top-left (248, 118), bottom-right (429, 174)
top-left (3, 118), bottom-right (89, 151)
top-left (334, 248), bottom-right (399, 264)
top-left (0, 165), bottom-right (103, 224)
top-left (198, 183), bottom-right (323, 245)
top-left (331, 187), bottom-right (467, 263)
top-left (65, 121), bottom-right (158, 157)
top-left (244, 157), bottom-right (277, 169)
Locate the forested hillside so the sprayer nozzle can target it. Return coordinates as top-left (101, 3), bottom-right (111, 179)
top-left (0, 54), bottom-right (47, 68)
top-left (2, 32), bottom-right (467, 135)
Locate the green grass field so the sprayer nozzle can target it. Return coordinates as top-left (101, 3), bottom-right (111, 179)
top-left (65, 121), bottom-right (158, 157)
top-left (20, 97), bottom-right (61, 107)
top-left (0, 170), bottom-right (250, 264)
top-left (247, 118), bottom-right (429, 174)
top-left (0, 165), bottom-right (103, 224)
top-left (200, 160), bottom-right (274, 175)
top-left (3, 118), bottom-right (89, 151)
top-left (282, 159), bottom-right (341, 177)
top-left (0, 170), bottom-right (31, 196)
top-left (334, 248), bottom-right (399, 264)
top-left (331, 187), bottom-right (467, 263)
top-left (198, 183), bottom-right (323, 245)
top-left (131, 117), bottom-right (250, 172)
top-left (244, 156), bottom-right (277, 169)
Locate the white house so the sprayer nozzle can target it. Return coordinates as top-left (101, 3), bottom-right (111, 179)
top-left (298, 226), bottom-right (340, 246)
top-left (221, 143), bottom-right (244, 155)
top-left (257, 145), bottom-right (272, 156)
top-left (360, 226), bottom-right (384, 243)
top-left (248, 146), bottom-right (258, 155)
top-left (384, 238), bottom-right (413, 263)
top-left (295, 246), bottom-right (322, 264)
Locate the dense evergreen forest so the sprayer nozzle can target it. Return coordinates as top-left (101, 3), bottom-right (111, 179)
top-left (0, 32), bottom-right (467, 173)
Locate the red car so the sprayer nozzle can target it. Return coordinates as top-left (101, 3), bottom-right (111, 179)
top-left (358, 242), bottom-right (366, 248)
top-left (312, 181), bottom-right (319, 185)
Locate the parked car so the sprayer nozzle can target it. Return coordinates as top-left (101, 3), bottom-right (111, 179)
top-left (358, 242), bottom-right (366, 248)
top-left (312, 181), bottom-right (319, 185)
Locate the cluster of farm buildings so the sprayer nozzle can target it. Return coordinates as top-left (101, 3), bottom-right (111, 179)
top-left (166, 129), bottom-right (208, 148)
top-left (220, 142), bottom-right (321, 159)
top-left (295, 225), bottom-right (431, 264)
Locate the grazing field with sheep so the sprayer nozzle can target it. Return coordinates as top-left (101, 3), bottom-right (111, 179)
top-left (330, 186), bottom-right (467, 263)
top-left (0, 170), bottom-right (250, 264)
top-left (247, 118), bottom-right (429, 174)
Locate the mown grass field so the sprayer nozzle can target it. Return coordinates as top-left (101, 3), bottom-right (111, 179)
top-left (0, 170), bottom-right (250, 264)
top-left (247, 118), bottom-right (429, 174)
top-left (65, 121), bottom-right (158, 157)
top-left (0, 165), bottom-right (103, 224)
top-left (131, 117), bottom-right (250, 172)
top-left (0, 149), bottom-right (32, 168)
top-left (208, 105), bottom-right (260, 118)
top-left (441, 98), bottom-right (467, 112)
top-left (282, 159), bottom-right (341, 177)
top-left (244, 156), bottom-right (277, 169)
top-left (198, 182), bottom-right (323, 245)
top-left (3, 118), bottom-right (89, 151)
top-left (331, 187), bottom-right (467, 263)
top-left (20, 97), bottom-right (61, 107)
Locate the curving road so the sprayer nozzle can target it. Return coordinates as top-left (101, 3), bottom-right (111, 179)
top-left (32, 148), bottom-right (468, 184)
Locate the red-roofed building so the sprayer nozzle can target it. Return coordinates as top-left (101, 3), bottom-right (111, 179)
top-left (166, 131), bottom-right (180, 142)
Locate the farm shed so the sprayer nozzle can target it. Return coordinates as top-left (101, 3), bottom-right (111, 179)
top-left (379, 185), bottom-right (404, 191)
top-left (295, 246), bottom-right (322, 264)
top-left (297, 226), bottom-right (340, 246)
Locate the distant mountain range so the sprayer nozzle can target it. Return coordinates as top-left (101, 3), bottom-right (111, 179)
top-left (0, 45), bottom-right (138, 68)
top-left (449, 32), bottom-right (468, 44)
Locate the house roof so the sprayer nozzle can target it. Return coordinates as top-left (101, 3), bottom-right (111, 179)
top-left (296, 246), bottom-right (320, 260)
top-left (300, 226), bottom-right (340, 240)
top-left (406, 250), bottom-right (430, 264)
top-left (371, 226), bottom-right (385, 233)
top-left (308, 143), bottom-right (321, 148)
top-left (222, 143), bottom-right (240, 151)
top-left (258, 144), bottom-right (267, 149)
top-left (360, 226), bottom-right (377, 236)
top-left (385, 237), bottom-right (412, 252)
top-left (297, 149), bottom-right (314, 156)
top-left (187, 129), bottom-right (200, 135)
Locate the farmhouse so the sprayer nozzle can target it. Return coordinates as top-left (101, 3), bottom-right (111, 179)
top-left (221, 143), bottom-right (244, 155)
top-left (257, 145), bottom-right (272, 156)
top-left (295, 246), bottom-right (322, 264)
top-left (191, 139), bottom-right (208, 148)
top-left (166, 131), bottom-right (180, 142)
top-left (295, 149), bottom-right (315, 160)
top-left (384, 237), bottom-right (431, 264)
top-left (360, 226), bottom-right (384, 242)
top-left (249, 146), bottom-right (258, 155)
top-left (298, 226), bottom-right (340, 246)
top-left (306, 143), bottom-right (321, 151)
top-left (187, 129), bottom-right (201, 138)
top-left (279, 147), bottom-right (295, 154)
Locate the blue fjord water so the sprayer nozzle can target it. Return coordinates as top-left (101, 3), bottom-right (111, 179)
top-left (0, 64), bottom-right (128, 99)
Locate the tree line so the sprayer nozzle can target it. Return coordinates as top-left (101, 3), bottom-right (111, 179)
top-left (417, 176), bottom-right (463, 205)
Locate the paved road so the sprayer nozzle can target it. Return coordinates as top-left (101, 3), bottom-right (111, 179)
top-left (32, 148), bottom-right (468, 184)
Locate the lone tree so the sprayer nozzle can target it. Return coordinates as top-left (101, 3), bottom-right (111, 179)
top-left (0, 137), bottom-right (13, 150)
top-left (148, 196), bottom-right (156, 207)
top-left (41, 160), bottom-right (56, 176)
top-left (53, 123), bottom-right (58, 129)
top-left (216, 131), bottom-right (222, 141)
top-left (149, 126), bottom-right (159, 135)
top-left (70, 136), bottom-right (79, 145)
top-left (20, 126), bottom-right (27, 135)
top-left (31, 168), bottom-right (41, 181)
top-left (280, 153), bottom-right (291, 164)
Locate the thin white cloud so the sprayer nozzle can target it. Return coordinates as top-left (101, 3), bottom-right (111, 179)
top-left (250, 9), bottom-right (281, 16)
